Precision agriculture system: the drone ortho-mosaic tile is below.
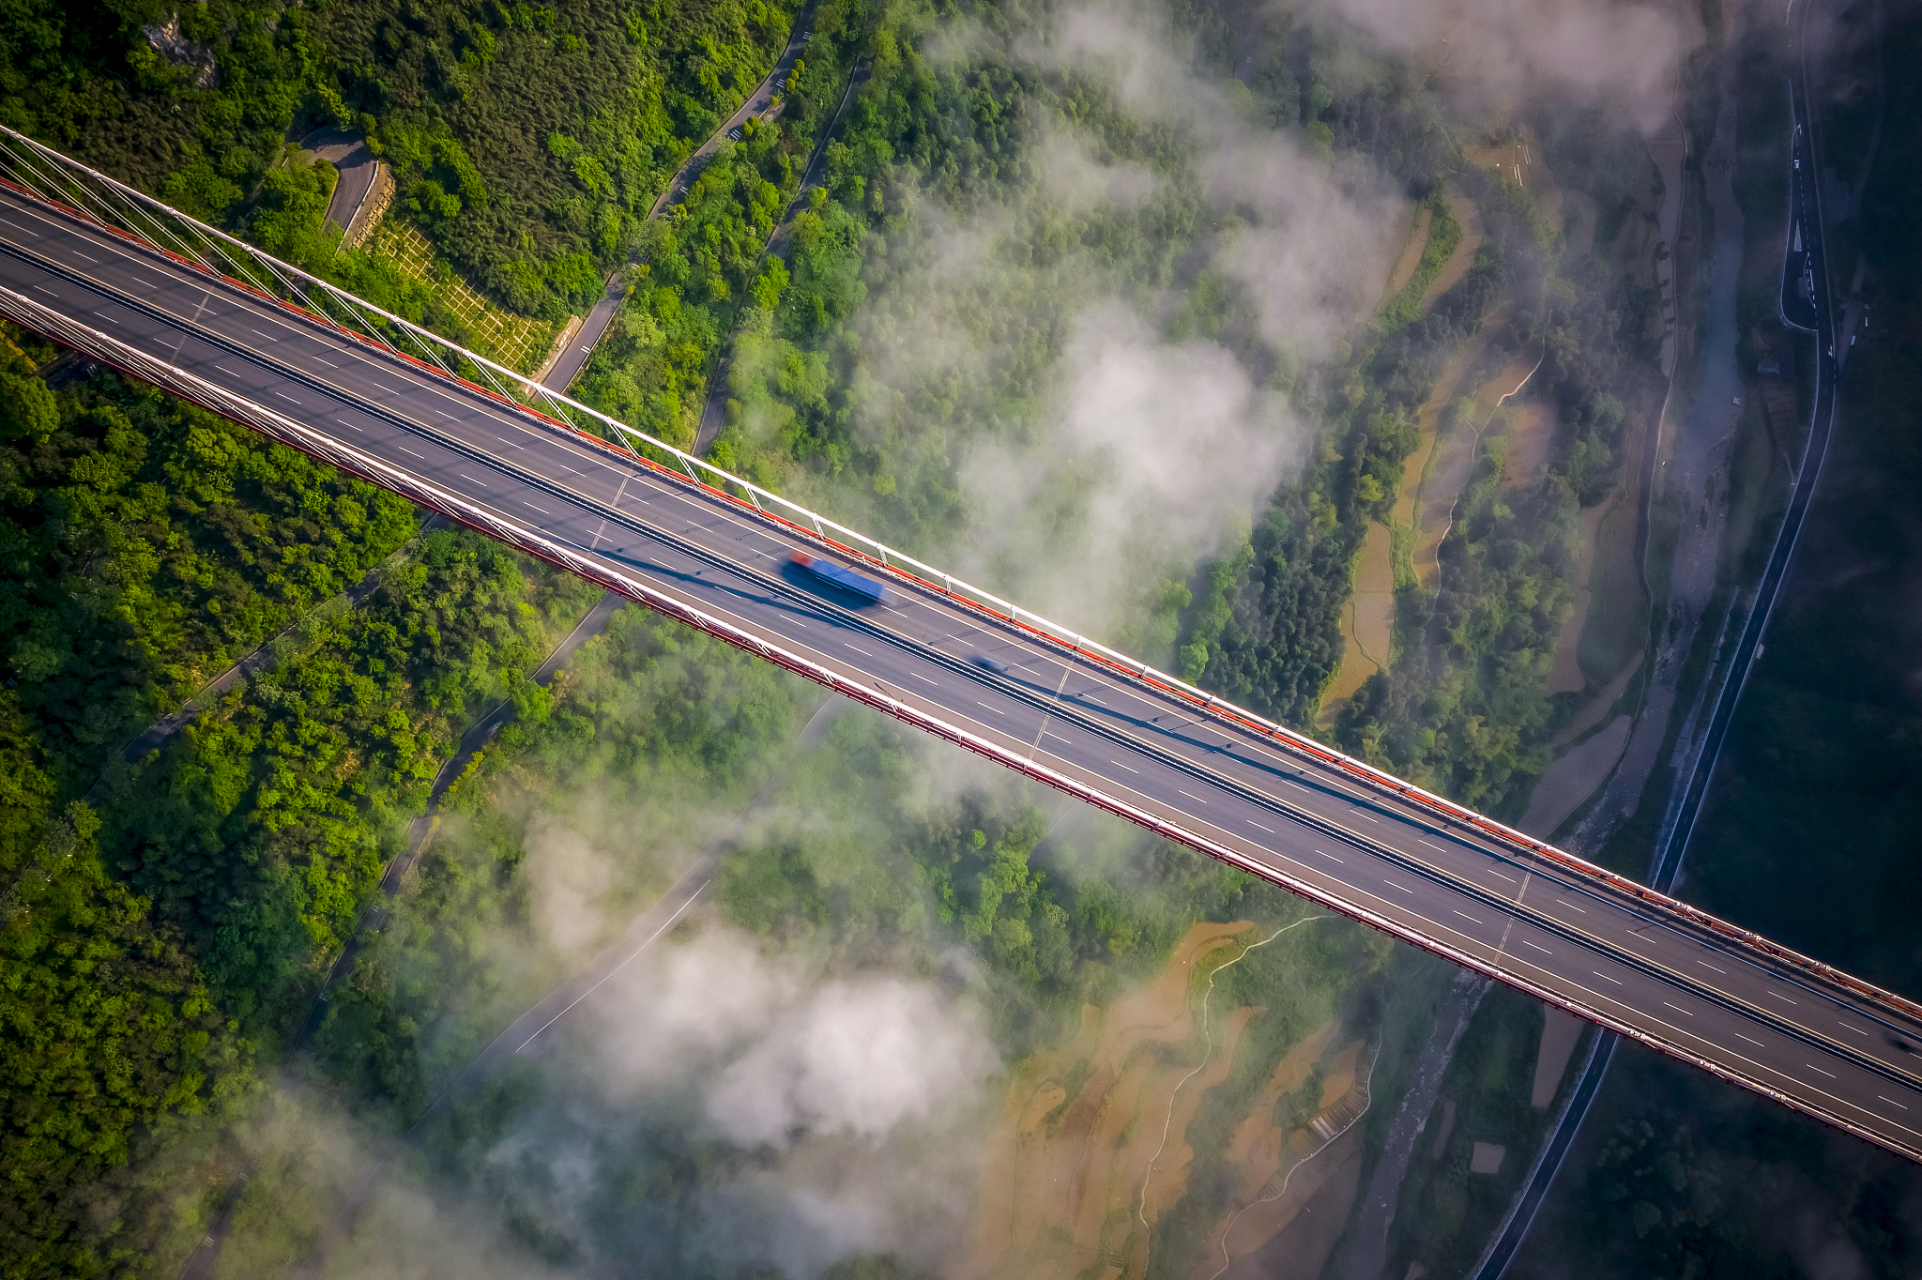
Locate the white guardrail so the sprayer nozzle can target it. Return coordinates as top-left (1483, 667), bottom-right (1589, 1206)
top-left (5, 124), bottom-right (1922, 1036)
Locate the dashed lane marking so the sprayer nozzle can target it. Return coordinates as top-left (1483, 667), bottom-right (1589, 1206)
top-left (1880, 1096), bottom-right (1909, 1110)
top-left (1592, 970), bottom-right (1624, 986)
top-left (1769, 992), bottom-right (1799, 1006)
top-left (1521, 939), bottom-right (1553, 955)
top-left (399, 446), bottom-right (426, 460)
top-left (910, 672), bottom-right (938, 686)
top-left (1482, 867), bottom-right (1518, 883)
top-left (1697, 959), bottom-right (1727, 974)
top-left (0, 217), bottom-right (40, 236)
top-left (844, 643), bottom-right (873, 657)
top-left (1177, 788), bottom-right (1209, 805)
top-left (1662, 1001), bottom-right (1695, 1017)
top-left (1109, 759), bottom-right (1138, 773)
top-left (975, 701), bottom-right (1004, 715)
top-left (1806, 1063), bottom-right (1837, 1079)
top-left (336, 417), bottom-right (363, 432)
top-left (1313, 848), bottom-right (1345, 864)
top-left (522, 500), bottom-right (551, 515)
top-left (1558, 900), bottom-right (1587, 914)
top-left (1737, 1032), bottom-right (1765, 1047)
top-left (1382, 879), bottom-right (1413, 894)
top-left (1246, 819), bottom-right (1275, 834)
top-left (459, 473), bottom-right (488, 487)
top-left (274, 391), bottom-right (300, 405)
top-left (92, 310), bottom-right (118, 324)
top-left (312, 356), bottom-right (338, 369)
top-left (1453, 910), bottom-right (1483, 925)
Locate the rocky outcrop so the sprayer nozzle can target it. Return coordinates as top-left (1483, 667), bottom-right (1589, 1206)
top-left (142, 16), bottom-right (218, 90)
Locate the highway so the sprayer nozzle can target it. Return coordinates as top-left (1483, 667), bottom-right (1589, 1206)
top-left (3, 180), bottom-right (1922, 1166)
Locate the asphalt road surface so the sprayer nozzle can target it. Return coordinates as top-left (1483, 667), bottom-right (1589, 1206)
top-left (4, 186), bottom-right (1922, 1165)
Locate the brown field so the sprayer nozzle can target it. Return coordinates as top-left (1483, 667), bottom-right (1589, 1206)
top-left (1388, 205), bottom-right (1434, 296)
top-left (1554, 652), bottom-right (1643, 748)
top-left (1419, 183), bottom-right (1484, 310)
top-left (1319, 523), bottom-right (1395, 721)
top-left (1544, 494), bottom-right (1617, 694)
top-left (967, 921), bottom-right (1261, 1280)
top-left (1499, 401), bottom-right (1556, 490)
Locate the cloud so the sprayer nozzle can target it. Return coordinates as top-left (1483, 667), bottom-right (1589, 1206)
top-left (1313, 0), bottom-right (1683, 134)
top-left (706, 974), bottom-right (998, 1147)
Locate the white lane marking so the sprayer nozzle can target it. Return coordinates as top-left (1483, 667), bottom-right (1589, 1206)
top-left (1453, 910), bottom-right (1483, 925)
top-left (92, 310), bottom-right (118, 324)
top-left (1521, 939), bottom-right (1553, 955)
top-left (436, 409), bottom-right (458, 421)
top-left (590, 519), bottom-right (605, 550)
top-left (1696, 959), bottom-right (1727, 975)
top-left (250, 328), bottom-right (275, 342)
top-left (1313, 848), bottom-right (1345, 864)
top-left (844, 643), bottom-right (873, 657)
top-left (0, 217), bottom-right (40, 237)
top-left (1356, 811), bottom-right (1380, 823)
top-left (1177, 788), bottom-right (1209, 805)
top-left (1042, 730), bottom-right (1073, 743)
top-left (274, 391), bottom-right (301, 405)
top-left (497, 435), bottom-right (525, 449)
top-left (1842, 1025), bottom-right (1869, 1037)
top-left (312, 356), bottom-right (339, 369)
top-left (1246, 819), bottom-right (1275, 834)
top-left (522, 501), bottom-right (551, 515)
top-left (1736, 1032), bottom-right (1765, 1047)
top-left (214, 363), bottom-right (241, 375)
top-left (459, 473), bottom-right (488, 488)
top-left (336, 417), bottom-right (363, 432)
top-left (1662, 1001), bottom-right (1695, 1017)
top-left (1482, 867), bottom-right (1517, 883)
top-left (370, 382), bottom-right (400, 395)
top-left (974, 701), bottom-right (1004, 715)
top-left (1109, 759), bottom-right (1138, 773)
top-left (1768, 991), bottom-right (1798, 1006)
top-left (1805, 1063), bottom-right (1836, 1079)
top-left (910, 672), bottom-right (938, 686)
top-left (69, 249), bottom-right (95, 262)
top-left (30, 283), bottom-right (56, 296)
top-left (1592, 970), bottom-right (1624, 986)
top-left (1084, 693), bottom-right (1108, 705)
top-left (1382, 879), bottom-right (1413, 894)
top-left (1558, 900), bottom-right (1587, 914)
top-left (1419, 838), bottom-right (1447, 851)
top-left (399, 446), bottom-right (426, 459)
top-left (1880, 1096), bottom-right (1910, 1111)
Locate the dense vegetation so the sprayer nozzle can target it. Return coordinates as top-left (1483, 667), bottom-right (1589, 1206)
top-left (2, 0), bottom-right (803, 319)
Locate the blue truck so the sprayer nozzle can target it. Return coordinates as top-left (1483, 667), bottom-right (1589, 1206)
top-left (791, 552), bottom-right (893, 605)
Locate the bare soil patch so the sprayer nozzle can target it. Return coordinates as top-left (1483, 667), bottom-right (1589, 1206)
top-left (1518, 713), bottom-right (1632, 838)
top-left (1529, 1010), bottom-right (1585, 1109)
top-left (1544, 494), bottom-right (1617, 694)
top-left (1498, 400), bottom-right (1556, 490)
top-left (1388, 206), bottom-right (1434, 296)
top-left (1320, 523), bottom-right (1394, 720)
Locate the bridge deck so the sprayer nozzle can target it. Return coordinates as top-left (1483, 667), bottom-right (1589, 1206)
top-left (3, 184), bottom-right (1920, 1162)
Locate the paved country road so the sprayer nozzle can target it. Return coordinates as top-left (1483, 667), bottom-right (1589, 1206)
top-left (6, 182), bottom-right (1922, 1168)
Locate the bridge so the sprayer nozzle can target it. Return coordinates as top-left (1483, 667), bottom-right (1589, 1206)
top-left (2, 125), bottom-right (1920, 1165)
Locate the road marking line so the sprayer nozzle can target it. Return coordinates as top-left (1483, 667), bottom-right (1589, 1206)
top-left (844, 643), bottom-right (873, 657)
top-left (274, 391), bottom-right (300, 405)
top-left (522, 501), bottom-right (550, 515)
top-left (1084, 693), bottom-right (1108, 705)
top-left (1805, 1063), bottom-right (1836, 1079)
top-left (1482, 867), bottom-right (1517, 883)
top-left (1880, 1096), bottom-right (1909, 1110)
top-left (1521, 939), bottom-right (1552, 955)
top-left (1453, 910), bottom-right (1482, 925)
top-left (590, 519), bottom-right (605, 549)
top-left (1356, 811), bottom-right (1380, 823)
top-left (974, 701), bottom-right (1003, 715)
top-left (1662, 1001), bottom-right (1694, 1017)
top-left (30, 284), bottom-right (55, 296)
top-left (1696, 959), bottom-right (1727, 974)
top-left (1246, 819), bottom-right (1275, 834)
top-left (69, 248), bottom-right (94, 261)
top-left (1177, 788), bottom-right (1209, 805)
top-left (336, 417), bottom-right (362, 432)
top-left (1592, 970), bottom-right (1623, 986)
top-left (458, 473), bottom-right (487, 487)
top-left (1314, 848), bottom-right (1345, 864)
top-left (1419, 838), bottom-right (1447, 851)
top-left (1382, 879), bottom-right (1412, 894)
top-left (399, 446), bottom-right (426, 459)
top-left (0, 217), bottom-right (39, 236)
top-left (370, 382), bottom-right (399, 394)
top-left (910, 672), bottom-right (938, 685)
top-left (1558, 900), bottom-right (1587, 914)
top-left (436, 409), bottom-right (458, 421)
top-left (1768, 991), bottom-right (1798, 1005)
top-left (250, 328), bottom-right (275, 341)
top-left (1109, 759), bottom-right (1138, 773)
top-left (1042, 730), bottom-right (1072, 743)
top-left (92, 309), bottom-right (118, 323)
top-left (312, 356), bottom-right (338, 369)
top-left (1842, 1025), bottom-right (1869, 1036)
